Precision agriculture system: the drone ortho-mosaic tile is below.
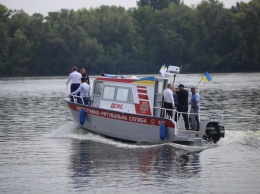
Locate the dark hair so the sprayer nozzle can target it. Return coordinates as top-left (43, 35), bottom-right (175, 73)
top-left (179, 84), bottom-right (184, 87)
top-left (81, 77), bottom-right (86, 82)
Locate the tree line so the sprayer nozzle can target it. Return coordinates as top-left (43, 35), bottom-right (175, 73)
top-left (0, 0), bottom-right (259, 77)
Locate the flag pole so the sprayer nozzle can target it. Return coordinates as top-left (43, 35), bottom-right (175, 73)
top-left (196, 75), bottom-right (204, 88)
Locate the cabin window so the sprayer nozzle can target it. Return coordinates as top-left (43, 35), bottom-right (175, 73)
top-left (102, 85), bottom-right (133, 103)
top-left (94, 81), bottom-right (103, 95)
top-left (102, 86), bottom-right (116, 100)
top-left (116, 88), bottom-right (129, 102)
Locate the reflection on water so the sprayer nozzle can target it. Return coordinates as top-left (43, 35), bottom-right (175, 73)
top-left (69, 140), bottom-right (201, 190)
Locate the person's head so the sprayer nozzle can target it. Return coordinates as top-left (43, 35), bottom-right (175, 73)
top-left (81, 77), bottom-right (86, 83)
top-left (72, 66), bottom-right (77, 71)
top-left (167, 83), bottom-right (172, 89)
top-left (178, 84), bottom-right (184, 90)
top-left (80, 68), bottom-right (85, 74)
top-left (191, 87), bottom-right (196, 94)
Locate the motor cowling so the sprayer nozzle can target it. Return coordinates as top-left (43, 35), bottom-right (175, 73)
top-left (204, 121), bottom-right (225, 143)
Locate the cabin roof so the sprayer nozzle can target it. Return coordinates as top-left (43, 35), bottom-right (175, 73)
top-left (96, 76), bottom-right (156, 86)
top-left (96, 77), bottom-right (136, 83)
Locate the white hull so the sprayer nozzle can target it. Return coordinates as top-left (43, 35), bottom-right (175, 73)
top-left (66, 99), bottom-right (210, 145)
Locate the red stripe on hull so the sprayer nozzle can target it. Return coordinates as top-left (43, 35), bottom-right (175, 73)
top-left (66, 101), bottom-right (175, 128)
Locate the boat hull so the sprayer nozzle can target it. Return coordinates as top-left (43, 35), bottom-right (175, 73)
top-left (66, 100), bottom-right (176, 144)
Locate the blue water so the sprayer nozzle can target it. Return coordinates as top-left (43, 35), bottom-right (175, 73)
top-left (0, 74), bottom-right (260, 193)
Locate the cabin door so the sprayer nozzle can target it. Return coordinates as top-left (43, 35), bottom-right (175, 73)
top-left (92, 81), bottom-right (103, 107)
top-left (154, 78), bottom-right (168, 117)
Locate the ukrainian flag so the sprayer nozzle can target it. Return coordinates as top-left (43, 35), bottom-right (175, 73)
top-left (159, 64), bottom-right (167, 77)
top-left (202, 71), bottom-right (212, 82)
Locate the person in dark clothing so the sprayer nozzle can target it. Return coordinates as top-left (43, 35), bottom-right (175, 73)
top-left (80, 67), bottom-right (90, 85)
top-left (173, 92), bottom-right (178, 107)
top-left (173, 84), bottom-right (189, 130)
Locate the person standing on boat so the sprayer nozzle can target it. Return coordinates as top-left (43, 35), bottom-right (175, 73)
top-left (66, 66), bottom-right (82, 102)
top-left (163, 83), bottom-right (175, 119)
top-left (191, 87), bottom-right (200, 131)
top-left (173, 84), bottom-right (189, 130)
top-left (70, 77), bottom-right (91, 105)
top-left (173, 90), bottom-right (179, 107)
top-left (80, 67), bottom-right (90, 86)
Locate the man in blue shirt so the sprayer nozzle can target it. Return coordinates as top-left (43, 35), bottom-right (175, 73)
top-left (191, 87), bottom-right (200, 131)
top-left (71, 77), bottom-right (91, 105)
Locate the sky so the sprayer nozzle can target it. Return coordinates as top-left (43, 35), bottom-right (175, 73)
top-left (0, 0), bottom-right (251, 16)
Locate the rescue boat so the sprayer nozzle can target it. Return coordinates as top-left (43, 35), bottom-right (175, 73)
top-left (65, 66), bottom-right (225, 145)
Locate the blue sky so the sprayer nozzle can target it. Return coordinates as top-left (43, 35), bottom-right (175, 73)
top-left (0, 0), bottom-right (251, 16)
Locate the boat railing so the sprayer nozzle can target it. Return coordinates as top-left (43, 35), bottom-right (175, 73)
top-left (153, 106), bottom-right (189, 130)
top-left (153, 106), bottom-right (224, 129)
top-left (153, 106), bottom-right (176, 119)
top-left (66, 94), bottom-right (90, 106)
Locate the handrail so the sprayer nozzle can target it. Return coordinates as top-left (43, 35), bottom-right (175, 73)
top-left (153, 106), bottom-right (176, 120)
top-left (66, 94), bottom-right (86, 105)
top-left (153, 106), bottom-right (224, 129)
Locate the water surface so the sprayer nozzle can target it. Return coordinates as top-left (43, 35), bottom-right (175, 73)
top-left (0, 74), bottom-right (260, 193)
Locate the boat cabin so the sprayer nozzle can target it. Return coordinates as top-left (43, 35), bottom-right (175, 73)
top-left (91, 75), bottom-right (174, 118)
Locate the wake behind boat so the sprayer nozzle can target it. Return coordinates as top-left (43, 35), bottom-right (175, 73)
top-left (65, 66), bottom-right (225, 145)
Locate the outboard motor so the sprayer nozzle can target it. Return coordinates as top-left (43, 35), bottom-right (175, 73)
top-left (204, 121), bottom-right (225, 143)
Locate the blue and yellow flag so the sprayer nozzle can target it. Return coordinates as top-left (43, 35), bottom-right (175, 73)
top-left (159, 64), bottom-right (167, 77)
top-left (202, 71), bottom-right (212, 82)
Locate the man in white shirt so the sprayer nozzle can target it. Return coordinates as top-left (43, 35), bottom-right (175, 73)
top-left (66, 66), bottom-right (82, 102)
top-left (163, 83), bottom-right (175, 118)
top-left (71, 77), bottom-right (91, 105)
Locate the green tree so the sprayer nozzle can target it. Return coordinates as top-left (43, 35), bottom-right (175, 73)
top-left (156, 4), bottom-right (197, 70)
top-left (94, 6), bottom-right (137, 74)
top-left (195, 0), bottom-right (230, 71)
top-left (131, 6), bottom-right (159, 72)
top-left (137, 0), bottom-right (180, 10)
top-left (0, 4), bottom-right (11, 76)
top-left (9, 29), bottom-right (32, 75)
top-left (232, 0), bottom-right (260, 71)
top-left (0, 1), bottom-right (259, 76)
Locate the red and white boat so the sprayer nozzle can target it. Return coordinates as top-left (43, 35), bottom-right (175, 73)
top-left (65, 66), bottom-right (225, 145)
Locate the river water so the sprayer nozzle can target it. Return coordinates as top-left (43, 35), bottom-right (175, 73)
top-left (0, 73), bottom-right (260, 193)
